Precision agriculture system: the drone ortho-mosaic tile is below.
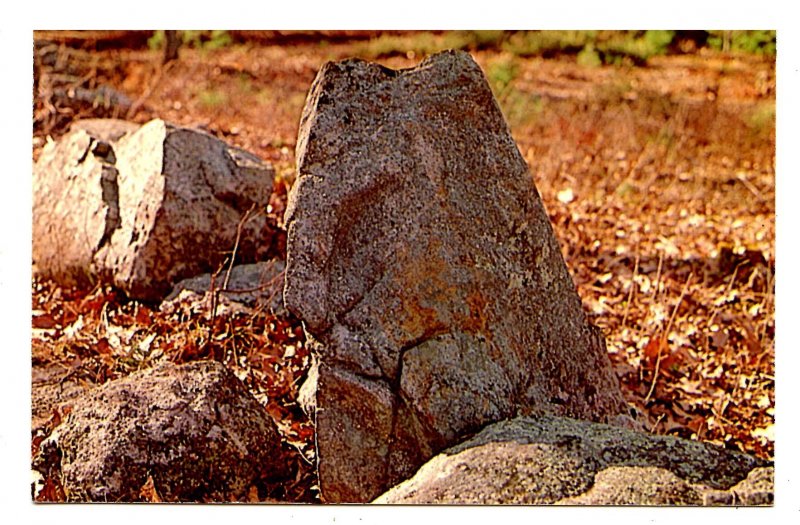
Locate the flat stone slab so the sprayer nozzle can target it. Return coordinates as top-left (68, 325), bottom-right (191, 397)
top-left (163, 259), bottom-right (287, 316)
top-left (284, 50), bottom-right (630, 502)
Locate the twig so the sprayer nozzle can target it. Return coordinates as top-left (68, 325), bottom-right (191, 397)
top-left (223, 204), bottom-right (258, 290)
top-left (650, 413), bottom-right (664, 434)
top-left (653, 249), bottom-right (665, 303)
top-left (736, 172), bottom-right (763, 201)
top-left (207, 260), bottom-right (228, 344)
top-left (757, 265), bottom-right (774, 347)
top-left (206, 204), bottom-right (262, 348)
top-left (126, 61), bottom-right (172, 119)
top-left (220, 271), bottom-right (284, 295)
top-left (707, 263), bottom-right (742, 329)
top-left (621, 241), bottom-right (640, 330)
top-left (644, 271), bottom-right (693, 405)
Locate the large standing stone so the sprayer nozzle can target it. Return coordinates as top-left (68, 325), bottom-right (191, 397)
top-left (283, 50), bottom-right (630, 502)
top-left (45, 360), bottom-right (288, 502)
top-left (373, 416), bottom-right (772, 505)
top-left (33, 118), bottom-right (275, 301)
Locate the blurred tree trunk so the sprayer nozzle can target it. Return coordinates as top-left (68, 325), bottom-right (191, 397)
top-left (163, 30), bottom-right (180, 64)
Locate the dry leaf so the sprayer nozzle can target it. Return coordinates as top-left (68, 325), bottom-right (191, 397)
top-left (557, 188), bottom-right (575, 204)
top-left (139, 474), bottom-right (163, 503)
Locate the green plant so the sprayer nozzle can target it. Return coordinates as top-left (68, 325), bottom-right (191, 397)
top-left (577, 44), bottom-right (602, 67)
top-left (197, 89), bottom-right (228, 108)
top-left (485, 56), bottom-right (541, 129)
top-left (165, 30), bottom-right (233, 51)
top-left (503, 30), bottom-right (597, 56)
top-left (147, 30), bottom-right (165, 50)
top-left (487, 57), bottom-right (519, 93)
top-left (203, 30), bottom-right (233, 50)
top-left (356, 32), bottom-right (442, 58)
top-left (356, 31), bottom-right (506, 59)
top-left (447, 30), bottom-right (506, 49)
top-left (746, 101), bottom-right (776, 140)
top-left (708, 30), bottom-right (776, 55)
top-left (601, 30), bottom-right (675, 63)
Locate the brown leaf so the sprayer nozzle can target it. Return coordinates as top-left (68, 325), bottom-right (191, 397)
top-left (95, 337), bottom-right (112, 355)
top-left (47, 407), bottom-right (62, 430)
top-left (135, 305), bottom-right (153, 326)
top-left (708, 329), bottom-right (729, 350)
top-left (139, 475), bottom-right (163, 503)
top-left (35, 476), bottom-right (65, 502)
top-left (642, 336), bottom-right (667, 369)
top-left (32, 313), bottom-right (59, 329)
top-left (79, 287), bottom-right (116, 314)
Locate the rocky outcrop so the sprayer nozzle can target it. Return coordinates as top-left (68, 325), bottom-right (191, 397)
top-left (283, 50), bottom-right (630, 502)
top-left (33, 118), bottom-right (275, 301)
top-left (43, 360), bottom-right (288, 502)
top-left (373, 416), bottom-right (773, 505)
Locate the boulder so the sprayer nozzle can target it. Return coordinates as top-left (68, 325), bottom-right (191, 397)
top-left (163, 259), bottom-right (286, 317)
top-left (44, 360), bottom-right (288, 502)
top-left (373, 416), bottom-right (773, 505)
top-left (283, 50), bottom-right (630, 502)
top-left (33, 118), bottom-right (275, 301)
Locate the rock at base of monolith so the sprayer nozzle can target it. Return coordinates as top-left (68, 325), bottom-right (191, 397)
top-left (283, 50), bottom-right (630, 502)
top-left (373, 416), bottom-right (772, 505)
top-left (45, 360), bottom-right (288, 502)
top-left (33, 118), bottom-right (275, 301)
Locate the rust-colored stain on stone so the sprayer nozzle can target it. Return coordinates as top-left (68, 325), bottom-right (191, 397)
top-left (462, 288), bottom-right (492, 338)
top-left (394, 240), bottom-right (454, 342)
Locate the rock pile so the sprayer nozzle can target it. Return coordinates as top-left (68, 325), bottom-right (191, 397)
top-left (31, 51), bottom-right (773, 506)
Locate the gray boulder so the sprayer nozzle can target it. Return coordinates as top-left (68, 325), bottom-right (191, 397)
top-left (163, 260), bottom-right (286, 316)
top-left (283, 50), bottom-right (629, 502)
top-left (33, 118), bottom-right (275, 301)
top-left (373, 416), bottom-right (772, 505)
top-left (44, 360), bottom-right (287, 502)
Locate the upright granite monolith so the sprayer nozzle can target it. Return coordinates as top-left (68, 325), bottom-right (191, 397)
top-left (284, 50), bottom-right (631, 502)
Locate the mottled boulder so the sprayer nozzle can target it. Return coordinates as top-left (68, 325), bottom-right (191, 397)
top-left (33, 118), bottom-right (275, 301)
top-left (163, 260), bottom-right (286, 316)
top-left (373, 416), bottom-right (772, 505)
top-left (44, 360), bottom-right (287, 502)
top-left (283, 50), bottom-right (630, 502)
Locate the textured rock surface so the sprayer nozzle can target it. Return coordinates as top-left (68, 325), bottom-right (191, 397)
top-left (31, 364), bottom-right (93, 431)
top-left (33, 118), bottom-right (275, 301)
top-left (283, 50), bottom-right (630, 502)
top-left (373, 416), bottom-right (772, 505)
top-left (45, 360), bottom-right (287, 502)
top-left (163, 260), bottom-right (286, 316)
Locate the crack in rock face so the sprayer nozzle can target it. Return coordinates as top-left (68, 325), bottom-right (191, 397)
top-left (283, 50), bottom-right (630, 502)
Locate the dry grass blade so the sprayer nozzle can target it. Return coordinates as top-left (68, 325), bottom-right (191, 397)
top-left (621, 243), bottom-right (640, 330)
top-left (644, 271), bottom-right (693, 406)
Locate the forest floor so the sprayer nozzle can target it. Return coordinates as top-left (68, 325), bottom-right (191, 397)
top-left (31, 32), bottom-right (775, 502)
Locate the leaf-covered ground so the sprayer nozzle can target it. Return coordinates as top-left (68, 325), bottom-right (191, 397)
top-left (31, 32), bottom-right (775, 502)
